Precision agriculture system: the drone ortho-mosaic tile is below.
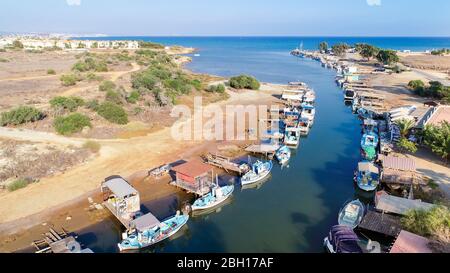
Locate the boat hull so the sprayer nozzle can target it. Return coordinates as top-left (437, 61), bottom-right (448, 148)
top-left (192, 185), bottom-right (234, 211)
top-left (241, 169), bottom-right (271, 186)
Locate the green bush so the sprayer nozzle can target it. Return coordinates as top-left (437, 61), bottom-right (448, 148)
top-left (401, 206), bottom-right (450, 239)
top-left (7, 179), bottom-right (29, 192)
top-left (60, 74), bottom-right (82, 86)
top-left (398, 137), bottom-right (418, 153)
top-left (208, 84), bottom-right (226, 93)
top-left (229, 75), bottom-right (260, 90)
top-left (47, 69), bottom-right (56, 75)
top-left (0, 58), bottom-right (9, 63)
top-left (50, 96), bottom-right (85, 112)
top-left (85, 99), bottom-right (100, 111)
top-left (99, 80), bottom-right (116, 92)
top-left (138, 41), bottom-right (165, 49)
top-left (72, 57), bottom-right (108, 72)
top-left (105, 90), bottom-right (124, 105)
top-left (126, 90), bottom-right (140, 104)
top-left (53, 113), bottom-right (91, 135)
top-left (97, 102), bottom-right (129, 124)
top-left (12, 40), bottom-right (24, 49)
top-left (0, 106), bottom-right (45, 126)
top-left (408, 80), bottom-right (425, 90)
top-left (86, 72), bottom-right (103, 82)
top-left (423, 121), bottom-right (450, 160)
top-left (191, 79), bottom-right (202, 91)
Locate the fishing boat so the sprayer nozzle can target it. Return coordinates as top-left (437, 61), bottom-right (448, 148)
top-left (298, 118), bottom-right (311, 136)
top-left (362, 119), bottom-right (378, 134)
top-left (361, 132), bottom-right (379, 161)
top-left (301, 104), bottom-right (316, 126)
top-left (344, 89), bottom-right (356, 101)
top-left (338, 200), bottom-right (365, 229)
top-left (192, 181), bottom-right (234, 211)
top-left (241, 160), bottom-right (273, 186)
top-left (275, 145), bottom-right (291, 165)
top-left (323, 225), bottom-right (363, 254)
top-left (354, 162), bottom-right (380, 192)
top-left (118, 212), bottom-right (189, 251)
top-left (288, 81), bottom-right (306, 87)
top-left (284, 127), bottom-right (300, 148)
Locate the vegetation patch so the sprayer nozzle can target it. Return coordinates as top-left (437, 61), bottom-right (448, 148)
top-left (0, 106), bottom-right (45, 126)
top-left (208, 84), bottom-right (226, 93)
top-left (138, 41), bottom-right (165, 49)
top-left (50, 96), bottom-right (85, 113)
top-left (422, 121), bottom-right (450, 160)
top-left (7, 178), bottom-right (30, 192)
top-left (408, 80), bottom-right (450, 103)
top-left (54, 113), bottom-right (92, 135)
top-left (72, 57), bottom-right (108, 72)
top-left (229, 75), bottom-right (260, 90)
top-left (401, 206), bottom-right (450, 244)
top-left (83, 141), bottom-right (101, 153)
top-left (60, 73), bottom-right (83, 86)
top-left (97, 102), bottom-right (129, 125)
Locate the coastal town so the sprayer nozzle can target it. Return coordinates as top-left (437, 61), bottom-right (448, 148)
top-left (0, 34), bottom-right (448, 254)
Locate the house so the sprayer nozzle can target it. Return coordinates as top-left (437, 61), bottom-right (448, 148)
top-left (171, 160), bottom-right (214, 196)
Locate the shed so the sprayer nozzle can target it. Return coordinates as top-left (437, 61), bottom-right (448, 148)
top-left (375, 191), bottom-right (435, 216)
top-left (103, 177), bottom-right (138, 198)
top-left (390, 230), bottom-right (433, 253)
top-left (171, 160), bottom-right (213, 195)
top-left (379, 155), bottom-right (416, 172)
top-left (358, 211), bottom-right (402, 237)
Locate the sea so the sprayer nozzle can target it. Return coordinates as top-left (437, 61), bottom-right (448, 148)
top-left (72, 37), bottom-right (450, 253)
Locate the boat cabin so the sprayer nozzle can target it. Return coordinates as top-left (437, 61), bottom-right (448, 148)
top-left (171, 160), bottom-right (214, 196)
top-left (101, 176), bottom-right (141, 227)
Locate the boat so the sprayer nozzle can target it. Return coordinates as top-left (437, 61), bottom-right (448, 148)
top-left (118, 212), bottom-right (189, 251)
top-left (192, 181), bottom-right (234, 211)
top-left (362, 119), bottom-right (378, 134)
top-left (338, 200), bottom-right (365, 229)
top-left (241, 160), bottom-right (273, 186)
top-left (298, 118), bottom-right (311, 136)
top-left (193, 54), bottom-right (200, 57)
top-left (361, 132), bottom-right (379, 161)
top-left (323, 225), bottom-right (363, 253)
top-left (354, 162), bottom-right (380, 192)
top-left (301, 104), bottom-right (316, 126)
top-left (344, 89), bottom-right (356, 101)
top-left (284, 127), bottom-right (300, 148)
top-left (275, 145), bottom-right (291, 165)
top-left (288, 81), bottom-right (306, 87)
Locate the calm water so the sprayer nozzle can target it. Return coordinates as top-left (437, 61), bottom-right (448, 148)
top-left (74, 37), bottom-right (450, 253)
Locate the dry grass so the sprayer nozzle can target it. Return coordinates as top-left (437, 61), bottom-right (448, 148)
top-left (82, 141), bottom-right (101, 153)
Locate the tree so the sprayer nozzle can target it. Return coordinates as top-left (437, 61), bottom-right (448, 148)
top-left (376, 49), bottom-right (400, 65)
top-left (359, 44), bottom-right (380, 61)
top-left (398, 137), bottom-right (418, 154)
top-left (12, 40), bottom-right (24, 49)
top-left (395, 119), bottom-right (415, 137)
top-left (229, 75), bottom-right (260, 90)
top-left (319, 42), bottom-right (328, 53)
top-left (332, 43), bottom-right (350, 57)
top-left (423, 121), bottom-right (450, 160)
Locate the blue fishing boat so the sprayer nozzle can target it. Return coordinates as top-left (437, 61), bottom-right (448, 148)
top-left (241, 160), bottom-right (273, 186)
top-left (354, 162), bottom-right (380, 192)
top-left (275, 145), bottom-right (291, 165)
top-left (118, 212), bottom-right (189, 251)
top-left (338, 200), bottom-right (365, 229)
top-left (324, 225), bottom-right (363, 253)
top-left (362, 119), bottom-right (378, 134)
top-left (192, 183), bottom-right (234, 211)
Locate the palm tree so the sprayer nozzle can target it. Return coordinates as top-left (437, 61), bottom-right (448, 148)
top-left (395, 119), bottom-right (415, 137)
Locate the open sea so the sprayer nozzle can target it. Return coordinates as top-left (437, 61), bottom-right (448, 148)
top-left (74, 37), bottom-right (450, 253)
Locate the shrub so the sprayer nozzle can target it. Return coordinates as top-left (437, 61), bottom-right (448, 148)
top-left (133, 107), bottom-right (143, 115)
top-left (86, 72), bottom-right (103, 82)
top-left (423, 121), bottom-right (450, 160)
top-left (105, 90), bottom-right (124, 105)
top-left (408, 80), bottom-right (425, 90)
top-left (0, 106), bottom-right (45, 126)
top-left (229, 75), bottom-right (260, 90)
top-left (50, 96), bottom-right (85, 112)
top-left (47, 69), bottom-right (56, 75)
top-left (126, 90), bottom-right (140, 104)
top-left (376, 50), bottom-right (400, 65)
top-left (85, 99), bottom-right (100, 111)
top-left (138, 41), bottom-right (165, 49)
top-left (398, 137), bottom-right (418, 154)
top-left (83, 141), bottom-right (101, 153)
top-left (0, 58), bottom-right (9, 63)
top-left (401, 206), bottom-right (450, 240)
top-left (7, 179), bottom-right (29, 192)
top-left (12, 40), bottom-right (24, 49)
top-left (72, 57), bottom-right (108, 72)
top-left (191, 79), bottom-right (202, 91)
top-left (0, 48), bottom-right (6, 52)
top-left (208, 84), bottom-right (226, 93)
top-left (54, 113), bottom-right (91, 135)
top-left (97, 102), bottom-right (129, 124)
top-left (60, 74), bottom-right (82, 86)
top-left (99, 80), bottom-right (116, 92)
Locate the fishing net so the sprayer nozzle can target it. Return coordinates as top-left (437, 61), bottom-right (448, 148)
top-left (363, 147), bottom-right (376, 161)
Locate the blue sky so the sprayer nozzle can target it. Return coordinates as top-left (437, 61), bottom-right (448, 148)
top-left (1, 0), bottom-right (449, 36)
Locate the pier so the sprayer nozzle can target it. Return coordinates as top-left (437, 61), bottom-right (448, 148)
top-left (203, 153), bottom-right (249, 175)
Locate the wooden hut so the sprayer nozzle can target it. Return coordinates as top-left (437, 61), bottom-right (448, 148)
top-left (389, 230), bottom-right (433, 253)
top-left (101, 175), bottom-right (141, 227)
top-left (171, 160), bottom-right (213, 196)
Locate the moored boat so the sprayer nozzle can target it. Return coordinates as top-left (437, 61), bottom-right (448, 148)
top-left (361, 132), bottom-right (379, 161)
top-left (354, 162), bottom-right (380, 192)
top-left (241, 160), bottom-right (273, 186)
top-left (118, 212), bottom-right (189, 251)
top-left (323, 225), bottom-right (363, 253)
top-left (192, 183), bottom-right (235, 211)
top-left (301, 104), bottom-right (316, 126)
top-left (275, 145), bottom-right (291, 165)
top-left (338, 200), bottom-right (365, 229)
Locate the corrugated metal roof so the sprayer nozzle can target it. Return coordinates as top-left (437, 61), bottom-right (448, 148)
top-left (375, 192), bottom-right (435, 216)
top-left (380, 155), bottom-right (416, 172)
top-left (390, 230), bottom-right (432, 253)
top-left (103, 177), bottom-right (137, 198)
top-left (130, 213), bottom-right (160, 232)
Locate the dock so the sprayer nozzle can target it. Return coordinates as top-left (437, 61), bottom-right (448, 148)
top-left (245, 143), bottom-right (280, 158)
top-left (33, 228), bottom-right (93, 253)
top-left (358, 211), bottom-right (402, 237)
top-left (203, 153), bottom-right (249, 175)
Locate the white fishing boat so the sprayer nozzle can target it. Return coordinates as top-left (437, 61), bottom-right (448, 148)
top-left (338, 200), bottom-right (365, 229)
top-left (241, 160), bottom-right (273, 186)
top-left (284, 127), bottom-right (300, 148)
top-left (301, 104), bottom-right (316, 126)
top-left (275, 145), bottom-right (291, 165)
top-left (298, 118), bottom-right (311, 135)
top-left (192, 181), bottom-right (234, 211)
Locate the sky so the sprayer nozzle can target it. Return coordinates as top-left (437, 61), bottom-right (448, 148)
top-left (0, 0), bottom-right (449, 36)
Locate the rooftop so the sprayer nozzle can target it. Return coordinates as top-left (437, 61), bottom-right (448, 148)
top-left (375, 192), bottom-right (435, 216)
top-left (390, 230), bottom-right (433, 253)
top-left (426, 106), bottom-right (450, 127)
top-left (379, 155), bottom-right (416, 172)
top-left (102, 176), bottom-right (138, 198)
top-left (171, 160), bottom-right (213, 178)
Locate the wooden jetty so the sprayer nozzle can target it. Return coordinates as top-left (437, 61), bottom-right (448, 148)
top-left (245, 143), bottom-right (280, 158)
top-left (33, 228), bottom-right (93, 253)
top-left (358, 211), bottom-right (402, 237)
top-left (203, 153), bottom-right (249, 175)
